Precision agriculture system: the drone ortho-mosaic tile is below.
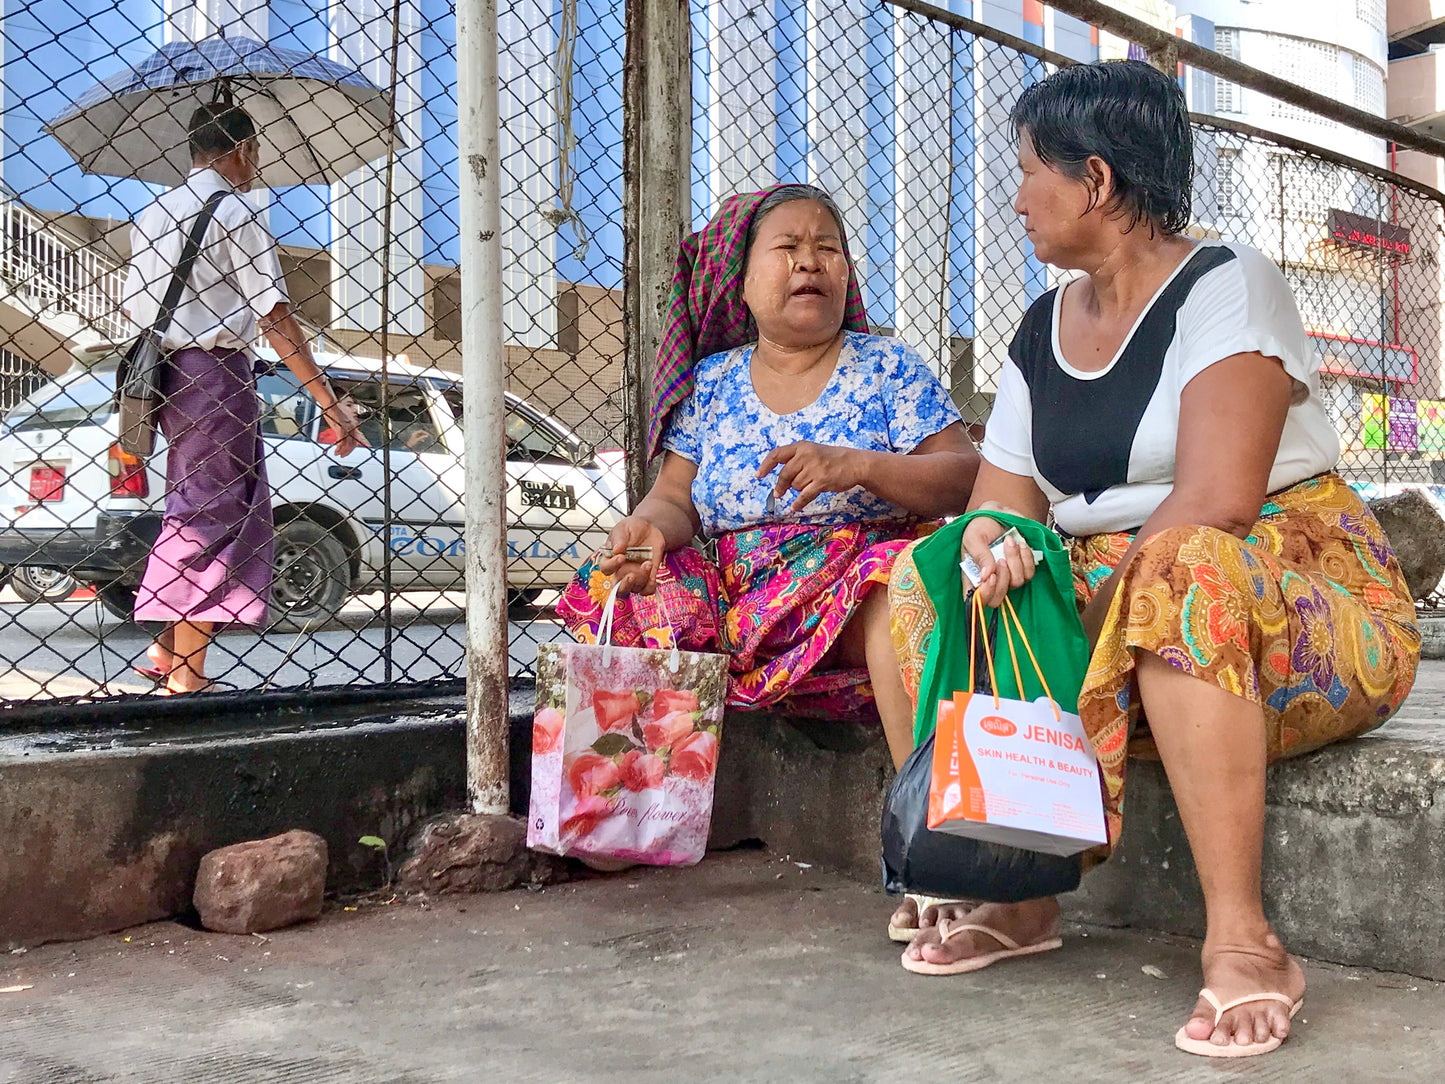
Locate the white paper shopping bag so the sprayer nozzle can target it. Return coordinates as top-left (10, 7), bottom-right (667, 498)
top-left (927, 594), bottom-right (1107, 856)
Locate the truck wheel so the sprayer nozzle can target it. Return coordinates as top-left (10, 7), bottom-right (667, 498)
top-left (93, 581), bottom-right (165, 635)
top-left (11, 566), bottom-right (80, 603)
top-left (271, 518), bottom-right (350, 633)
top-left (507, 588), bottom-right (542, 614)
top-left (96, 581), bottom-right (139, 622)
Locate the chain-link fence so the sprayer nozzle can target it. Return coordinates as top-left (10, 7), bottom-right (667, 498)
top-left (691, 0), bottom-right (1445, 597)
top-left (0, 0), bottom-right (1442, 711)
top-left (0, 0), bottom-right (626, 707)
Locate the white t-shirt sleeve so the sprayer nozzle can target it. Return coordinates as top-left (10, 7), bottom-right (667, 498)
top-left (228, 206), bottom-right (290, 318)
top-left (979, 357), bottom-right (1035, 477)
top-left (1175, 245), bottom-right (1314, 389)
top-left (122, 257), bottom-right (143, 317)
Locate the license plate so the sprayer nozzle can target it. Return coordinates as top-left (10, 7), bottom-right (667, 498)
top-left (29, 465), bottom-right (65, 502)
top-left (519, 480), bottom-right (577, 510)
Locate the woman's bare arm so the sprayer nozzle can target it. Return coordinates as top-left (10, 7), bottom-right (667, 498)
top-left (598, 452), bottom-right (702, 594)
top-left (855, 423), bottom-right (980, 517)
top-left (959, 460), bottom-right (1052, 607)
top-left (758, 422), bottom-right (980, 519)
top-left (1078, 352), bottom-right (1292, 642)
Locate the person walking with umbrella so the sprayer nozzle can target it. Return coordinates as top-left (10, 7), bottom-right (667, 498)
top-left (122, 102), bottom-right (365, 694)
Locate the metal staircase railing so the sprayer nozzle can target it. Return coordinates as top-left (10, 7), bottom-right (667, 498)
top-left (0, 198), bottom-right (131, 344)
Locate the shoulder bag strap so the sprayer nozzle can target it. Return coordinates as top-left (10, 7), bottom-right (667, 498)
top-left (149, 189), bottom-right (227, 337)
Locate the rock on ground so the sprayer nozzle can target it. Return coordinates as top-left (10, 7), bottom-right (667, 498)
top-left (193, 830), bottom-right (328, 935)
top-left (396, 812), bottom-right (567, 894)
top-left (1368, 490), bottom-right (1445, 601)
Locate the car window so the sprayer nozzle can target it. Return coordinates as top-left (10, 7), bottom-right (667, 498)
top-left (505, 410), bottom-right (575, 464)
top-left (257, 373), bottom-right (316, 440)
top-left (333, 377), bottom-right (444, 453)
top-left (4, 373), bottom-right (115, 434)
top-left (442, 387), bottom-right (578, 465)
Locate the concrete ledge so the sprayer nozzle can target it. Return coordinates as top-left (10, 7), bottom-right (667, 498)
top-left (710, 712), bottom-right (891, 881)
top-left (8, 677), bottom-right (1443, 981)
top-left (706, 677), bottom-right (1445, 980)
top-left (1418, 615), bottom-right (1445, 660)
top-left (0, 703), bottom-right (490, 948)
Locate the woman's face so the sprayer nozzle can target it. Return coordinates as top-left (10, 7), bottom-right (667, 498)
top-left (1012, 132), bottom-right (1104, 268)
top-left (742, 199), bottom-right (850, 347)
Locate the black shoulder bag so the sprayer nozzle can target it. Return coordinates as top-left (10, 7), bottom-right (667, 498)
top-left (117, 190), bottom-right (227, 457)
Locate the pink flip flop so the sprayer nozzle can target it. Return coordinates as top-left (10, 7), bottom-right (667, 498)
top-left (899, 918), bottom-right (1062, 975)
top-left (1173, 989), bottom-right (1304, 1058)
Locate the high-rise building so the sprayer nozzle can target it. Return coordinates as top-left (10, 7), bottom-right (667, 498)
top-left (1177, 0), bottom-right (1437, 473)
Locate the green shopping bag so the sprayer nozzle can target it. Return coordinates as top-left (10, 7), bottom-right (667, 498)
top-left (909, 512), bottom-right (1089, 745)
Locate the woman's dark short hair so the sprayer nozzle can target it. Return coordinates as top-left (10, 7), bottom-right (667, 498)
top-left (1010, 60), bottom-right (1193, 235)
top-left (743, 184), bottom-right (849, 266)
top-left (188, 103), bottom-right (257, 159)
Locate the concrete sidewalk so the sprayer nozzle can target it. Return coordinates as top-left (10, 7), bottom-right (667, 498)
top-left (2, 853), bottom-right (1440, 1083)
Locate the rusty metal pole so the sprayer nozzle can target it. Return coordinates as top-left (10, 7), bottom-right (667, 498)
top-left (458, 0), bottom-right (509, 814)
top-left (1145, 38), bottom-right (1179, 77)
top-left (622, 0), bottom-right (692, 507)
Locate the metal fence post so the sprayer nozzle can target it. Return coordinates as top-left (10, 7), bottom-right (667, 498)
top-left (458, 0), bottom-right (509, 815)
top-left (622, 0), bottom-right (692, 507)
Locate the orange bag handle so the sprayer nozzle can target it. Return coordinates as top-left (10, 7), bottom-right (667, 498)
top-left (967, 590), bottom-right (1001, 709)
top-left (966, 592), bottom-right (1062, 721)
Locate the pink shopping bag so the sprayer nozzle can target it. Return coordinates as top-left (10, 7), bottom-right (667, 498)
top-left (528, 583), bottom-right (728, 866)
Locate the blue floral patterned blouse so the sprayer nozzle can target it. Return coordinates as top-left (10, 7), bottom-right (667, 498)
top-left (663, 331), bottom-right (962, 536)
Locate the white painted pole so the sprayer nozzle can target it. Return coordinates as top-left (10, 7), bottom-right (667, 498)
top-left (458, 0), bottom-right (509, 814)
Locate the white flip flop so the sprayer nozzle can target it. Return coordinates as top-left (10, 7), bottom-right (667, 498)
top-left (899, 918), bottom-right (1062, 975)
top-left (1173, 988), bottom-right (1304, 1058)
top-left (886, 894), bottom-right (963, 943)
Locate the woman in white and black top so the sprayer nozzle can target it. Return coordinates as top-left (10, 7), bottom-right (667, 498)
top-left (889, 61), bottom-right (1419, 1059)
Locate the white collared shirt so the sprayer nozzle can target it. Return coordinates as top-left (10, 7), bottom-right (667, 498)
top-left (122, 168), bottom-right (288, 352)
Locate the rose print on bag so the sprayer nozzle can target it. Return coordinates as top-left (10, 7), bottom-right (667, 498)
top-left (643, 709), bottom-right (695, 753)
top-left (529, 641), bottom-right (728, 866)
top-left (566, 751), bottom-right (622, 798)
top-left (651, 688), bottom-right (700, 720)
top-left (561, 794), bottom-right (613, 838)
top-left (619, 749), bottom-right (666, 792)
top-left (670, 730), bottom-right (719, 781)
top-left (592, 689), bottom-right (644, 732)
top-left (533, 706), bottom-right (565, 754)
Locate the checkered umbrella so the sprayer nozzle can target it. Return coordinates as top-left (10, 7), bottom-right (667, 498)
top-left (45, 35), bottom-right (402, 188)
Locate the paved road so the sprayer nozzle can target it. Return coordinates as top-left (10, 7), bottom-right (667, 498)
top-left (2, 851), bottom-right (1441, 1081)
top-left (0, 592), bottom-right (560, 701)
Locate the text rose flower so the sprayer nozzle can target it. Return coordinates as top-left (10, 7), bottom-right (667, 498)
top-left (643, 709), bottom-right (695, 753)
top-left (619, 749), bottom-right (666, 792)
top-left (561, 794), bottom-right (612, 837)
top-left (670, 730), bottom-right (719, 782)
top-left (591, 689), bottom-right (641, 733)
top-left (532, 706), bottom-right (564, 755)
top-left (651, 688), bottom-right (700, 720)
top-left (566, 751), bottom-right (622, 798)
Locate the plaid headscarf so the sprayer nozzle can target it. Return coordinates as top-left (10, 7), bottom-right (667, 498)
top-left (646, 184), bottom-right (870, 460)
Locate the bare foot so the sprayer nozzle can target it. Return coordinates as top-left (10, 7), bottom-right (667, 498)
top-left (161, 669), bottom-right (212, 695)
top-left (1182, 932), bottom-right (1305, 1049)
top-left (145, 642), bottom-right (173, 674)
top-left (903, 898), bottom-right (1060, 967)
top-left (888, 896), bottom-right (973, 936)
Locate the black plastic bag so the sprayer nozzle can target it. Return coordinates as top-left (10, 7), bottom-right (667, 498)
top-left (880, 732), bottom-right (1083, 903)
top-left (879, 602), bottom-right (1084, 903)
